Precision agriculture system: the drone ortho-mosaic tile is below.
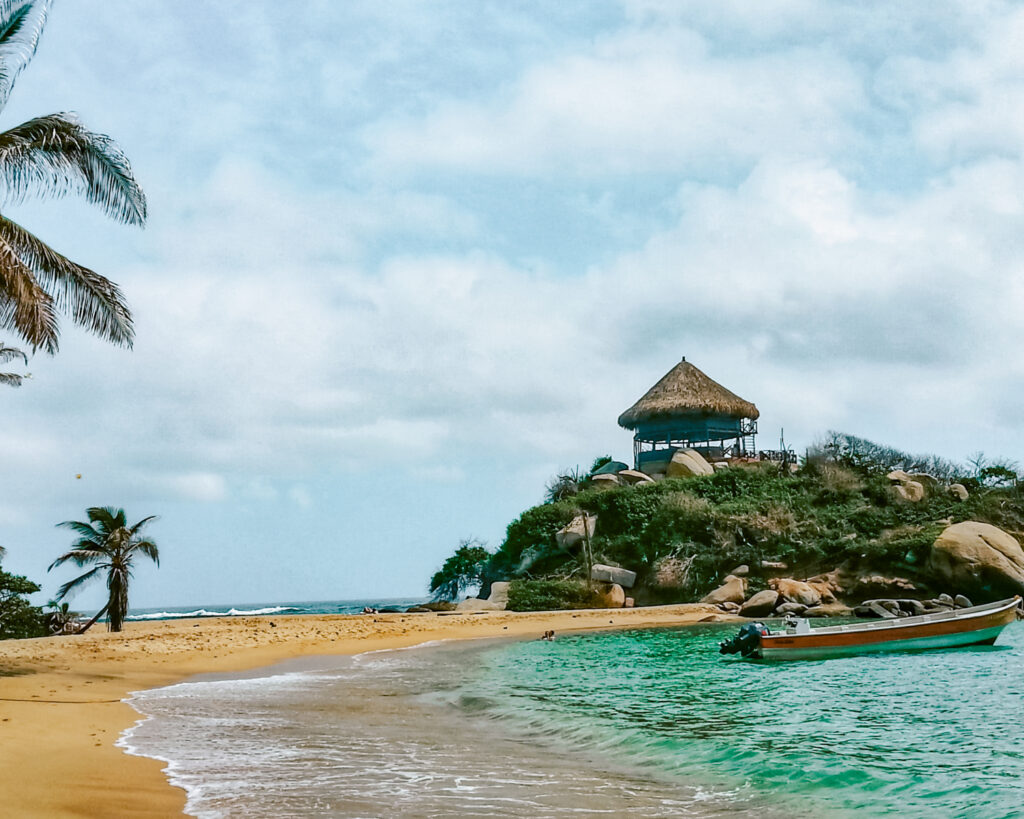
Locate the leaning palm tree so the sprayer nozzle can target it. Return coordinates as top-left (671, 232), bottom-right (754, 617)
top-left (0, 341), bottom-right (26, 385)
top-left (0, 1), bottom-right (145, 355)
top-left (48, 507), bottom-right (159, 632)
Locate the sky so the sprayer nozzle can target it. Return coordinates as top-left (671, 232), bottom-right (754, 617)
top-left (3, 0), bottom-right (1024, 609)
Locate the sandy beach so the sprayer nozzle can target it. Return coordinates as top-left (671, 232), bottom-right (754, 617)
top-left (0, 604), bottom-right (726, 818)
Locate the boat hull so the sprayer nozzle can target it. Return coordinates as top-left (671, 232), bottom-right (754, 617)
top-left (756, 597), bottom-right (1019, 661)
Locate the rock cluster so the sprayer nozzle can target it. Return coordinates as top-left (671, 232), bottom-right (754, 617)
top-left (886, 470), bottom-right (969, 503)
top-left (852, 593), bottom-right (973, 619)
top-left (705, 572), bottom-right (851, 618)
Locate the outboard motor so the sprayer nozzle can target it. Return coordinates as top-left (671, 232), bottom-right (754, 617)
top-left (719, 622), bottom-right (769, 658)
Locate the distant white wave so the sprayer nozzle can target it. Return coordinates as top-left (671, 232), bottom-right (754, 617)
top-left (126, 605), bottom-right (303, 620)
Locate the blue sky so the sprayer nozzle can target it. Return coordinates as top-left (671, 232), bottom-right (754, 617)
top-left (4, 1), bottom-right (1024, 609)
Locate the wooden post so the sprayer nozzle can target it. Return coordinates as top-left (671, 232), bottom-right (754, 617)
top-left (580, 509), bottom-right (594, 587)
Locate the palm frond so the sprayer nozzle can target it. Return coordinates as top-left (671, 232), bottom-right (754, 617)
top-left (0, 216), bottom-right (133, 348)
top-left (132, 539), bottom-right (159, 567)
top-left (0, 341), bottom-right (25, 364)
top-left (0, 1), bottom-right (50, 114)
top-left (0, 239), bottom-right (57, 351)
top-left (128, 515), bottom-right (158, 535)
top-left (48, 548), bottom-right (107, 570)
top-left (0, 368), bottom-right (21, 385)
top-left (56, 564), bottom-right (102, 600)
top-left (0, 113), bottom-right (146, 225)
top-left (56, 519), bottom-right (100, 538)
top-left (88, 506), bottom-right (126, 532)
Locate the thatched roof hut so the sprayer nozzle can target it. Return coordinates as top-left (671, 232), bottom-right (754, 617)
top-left (619, 358), bottom-right (759, 468)
top-left (618, 358), bottom-right (759, 429)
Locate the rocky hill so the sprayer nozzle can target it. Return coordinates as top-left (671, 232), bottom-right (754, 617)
top-left (439, 435), bottom-right (1024, 617)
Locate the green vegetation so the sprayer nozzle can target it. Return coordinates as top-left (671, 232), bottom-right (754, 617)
top-left (506, 579), bottom-right (602, 611)
top-left (431, 432), bottom-right (1024, 611)
top-left (0, 565), bottom-right (45, 639)
top-left (49, 507), bottom-right (160, 633)
top-left (429, 538), bottom-right (491, 601)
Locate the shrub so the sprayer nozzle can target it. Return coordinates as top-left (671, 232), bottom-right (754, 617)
top-left (0, 568), bottom-right (46, 640)
top-left (498, 503), bottom-right (577, 566)
top-left (506, 579), bottom-right (602, 611)
top-left (429, 539), bottom-right (491, 601)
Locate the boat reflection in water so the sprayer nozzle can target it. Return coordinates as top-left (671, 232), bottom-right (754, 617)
top-left (720, 596), bottom-right (1021, 661)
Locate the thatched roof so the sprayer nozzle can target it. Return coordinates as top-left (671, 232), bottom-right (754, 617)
top-left (618, 358), bottom-right (759, 429)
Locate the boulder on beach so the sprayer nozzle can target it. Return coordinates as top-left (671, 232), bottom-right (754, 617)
top-left (456, 597), bottom-right (501, 612)
top-left (599, 583), bottom-right (626, 608)
top-left (775, 602), bottom-right (808, 616)
top-left (487, 582), bottom-right (510, 609)
top-left (591, 563), bottom-right (637, 589)
top-left (701, 574), bottom-right (746, 605)
top-left (740, 590), bottom-right (779, 617)
top-left (770, 578), bottom-right (822, 607)
top-left (930, 521), bottom-right (1024, 600)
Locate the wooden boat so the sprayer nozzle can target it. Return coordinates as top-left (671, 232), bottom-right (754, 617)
top-left (720, 596), bottom-right (1021, 661)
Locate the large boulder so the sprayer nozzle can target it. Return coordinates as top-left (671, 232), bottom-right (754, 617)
top-left (487, 582), bottom-right (510, 609)
top-left (618, 469), bottom-right (656, 486)
top-left (456, 596), bottom-right (502, 612)
top-left (598, 583), bottom-right (626, 608)
top-left (701, 574), bottom-right (747, 605)
top-left (949, 483), bottom-right (969, 501)
top-left (591, 473), bottom-right (621, 490)
top-left (740, 590), bottom-right (779, 617)
top-left (555, 514), bottom-right (597, 551)
top-left (770, 578), bottom-right (822, 607)
top-left (591, 563), bottom-right (637, 589)
top-left (666, 449), bottom-right (714, 478)
top-left (891, 480), bottom-right (925, 502)
top-left (930, 521), bottom-right (1024, 600)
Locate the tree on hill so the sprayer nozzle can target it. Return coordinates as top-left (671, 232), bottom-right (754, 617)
top-left (49, 507), bottom-right (159, 632)
top-left (0, 1), bottom-right (146, 356)
top-left (429, 538), bottom-right (490, 601)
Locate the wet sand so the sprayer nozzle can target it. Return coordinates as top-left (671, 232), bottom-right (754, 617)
top-left (0, 604), bottom-right (727, 817)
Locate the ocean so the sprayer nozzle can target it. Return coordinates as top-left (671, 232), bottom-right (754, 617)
top-left (124, 598), bottom-right (431, 621)
top-left (120, 620), bottom-right (1024, 818)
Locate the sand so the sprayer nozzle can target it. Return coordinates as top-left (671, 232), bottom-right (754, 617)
top-left (0, 603), bottom-right (729, 817)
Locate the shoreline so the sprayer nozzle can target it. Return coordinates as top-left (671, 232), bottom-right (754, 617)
top-left (0, 603), bottom-right (729, 818)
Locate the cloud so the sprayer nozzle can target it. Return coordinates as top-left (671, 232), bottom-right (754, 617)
top-left (365, 31), bottom-right (866, 178)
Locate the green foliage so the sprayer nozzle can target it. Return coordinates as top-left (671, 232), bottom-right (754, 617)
top-left (429, 539), bottom-right (491, 601)
top-left (506, 579), bottom-right (602, 611)
top-left (475, 434), bottom-right (1024, 604)
top-left (0, 567), bottom-right (45, 640)
top-left (589, 455), bottom-right (613, 473)
top-left (496, 502), bottom-right (576, 568)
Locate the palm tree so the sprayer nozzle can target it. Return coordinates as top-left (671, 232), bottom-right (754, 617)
top-left (0, 1), bottom-right (146, 355)
top-left (48, 507), bottom-right (159, 632)
top-left (0, 341), bottom-right (26, 385)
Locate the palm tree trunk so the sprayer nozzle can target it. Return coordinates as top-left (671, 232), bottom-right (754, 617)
top-left (75, 603), bottom-right (109, 634)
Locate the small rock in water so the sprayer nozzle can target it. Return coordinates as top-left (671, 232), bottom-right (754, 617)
top-left (954, 594), bottom-right (973, 609)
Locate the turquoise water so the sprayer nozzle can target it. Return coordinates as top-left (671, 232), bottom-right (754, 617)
top-left (123, 621), bottom-right (1024, 817)
top-left (468, 622), bottom-right (1024, 818)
